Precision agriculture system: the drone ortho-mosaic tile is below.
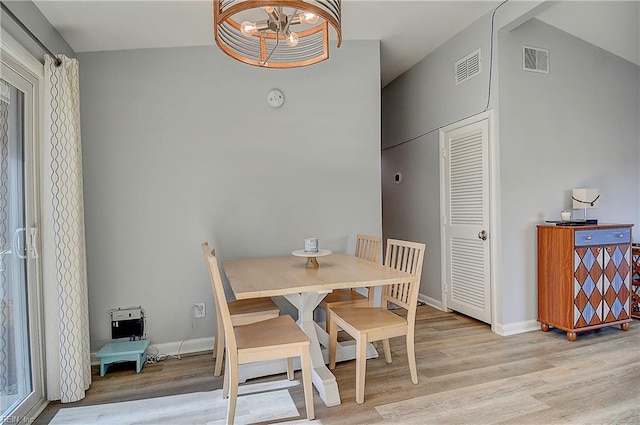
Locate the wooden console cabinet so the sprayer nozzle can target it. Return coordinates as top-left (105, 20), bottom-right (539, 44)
top-left (537, 224), bottom-right (633, 341)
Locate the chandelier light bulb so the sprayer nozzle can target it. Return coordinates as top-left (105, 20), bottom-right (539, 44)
top-left (299, 11), bottom-right (319, 24)
top-left (285, 31), bottom-right (299, 47)
top-left (240, 20), bottom-right (257, 37)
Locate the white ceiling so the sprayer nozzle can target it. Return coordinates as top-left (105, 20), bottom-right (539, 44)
top-left (32, 1), bottom-right (639, 87)
top-left (537, 1), bottom-right (639, 66)
top-left (31, 0), bottom-right (499, 86)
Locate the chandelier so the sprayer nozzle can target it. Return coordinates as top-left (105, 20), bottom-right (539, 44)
top-left (213, 1), bottom-right (342, 68)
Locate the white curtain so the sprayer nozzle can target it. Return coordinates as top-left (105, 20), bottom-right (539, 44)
top-left (41, 54), bottom-right (91, 402)
top-left (0, 80), bottom-right (10, 398)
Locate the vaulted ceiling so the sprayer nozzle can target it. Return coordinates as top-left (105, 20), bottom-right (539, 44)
top-left (32, 1), bottom-right (639, 87)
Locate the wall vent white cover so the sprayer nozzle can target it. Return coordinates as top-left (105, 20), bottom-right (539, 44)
top-left (523, 45), bottom-right (549, 74)
top-left (455, 49), bottom-right (481, 85)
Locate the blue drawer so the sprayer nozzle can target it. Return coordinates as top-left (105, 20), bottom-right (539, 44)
top-left (575, 228), bottom-right (631, 246)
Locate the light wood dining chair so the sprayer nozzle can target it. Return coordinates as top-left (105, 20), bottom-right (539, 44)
top-left (318, 234), bottom-right (382, 331)
top-left (201, 243), bottom-right (280, 377)
top-left (328, 238), bottom-right (425, 404)
top-left (202, 243), bottom-right (315, 424)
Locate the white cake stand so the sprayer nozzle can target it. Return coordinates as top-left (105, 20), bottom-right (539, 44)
top-left (291, 249), bottom-right (332, 268)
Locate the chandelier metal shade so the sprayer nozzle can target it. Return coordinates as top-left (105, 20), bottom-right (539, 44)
top-left (213, 0), bottom-right (342, 68)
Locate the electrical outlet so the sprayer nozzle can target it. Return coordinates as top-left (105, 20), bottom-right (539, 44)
top-left (194, 302), bottom-right (205, 318)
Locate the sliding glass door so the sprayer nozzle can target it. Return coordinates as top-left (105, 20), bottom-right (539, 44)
top-left (0, 58), bottom-right (44, 423)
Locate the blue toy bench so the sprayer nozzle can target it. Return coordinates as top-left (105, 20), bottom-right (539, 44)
top-left (96, 340), bottom-right (150, 377)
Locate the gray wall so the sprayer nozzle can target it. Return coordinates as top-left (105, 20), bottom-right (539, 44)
top-left (498, 18), bottom-right (640, 325)
top-left (382, 3), bottom-right (639, 329)
top-left (382, 12), bottom-right (494, 304)
top-left (77, 41), bottom-right (381, 349)
top-left (1, 1), bottom-right (74, 60)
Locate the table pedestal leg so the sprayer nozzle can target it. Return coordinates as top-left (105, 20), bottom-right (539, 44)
top-left (284, 292), bottom-right (341, 407)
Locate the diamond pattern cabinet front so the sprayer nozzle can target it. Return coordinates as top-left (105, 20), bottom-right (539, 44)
top-left (632, 246), bottom-right (640, 319)
top-left (538, 224), bottom-right (633, 341)
top-left (602, 244), bottom-right (631, 321)
top-left (573, 246), bottom-right (604, 328)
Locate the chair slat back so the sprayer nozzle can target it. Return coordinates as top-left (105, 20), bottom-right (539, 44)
top-left (202, 243), bottom-right (237, 353)
top-left (355, 234), bottom-right (382, 263)
top-left (382, 239), bottom-right (425, 320)
top-left (203, 245), bottom-right (224, 330)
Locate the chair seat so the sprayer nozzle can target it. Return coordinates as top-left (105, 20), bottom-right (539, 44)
top-left (320, 289), bottom-right (368, 308)
top-left (235, 315), bottom-right (310, 351)
top-left (213, 297), bottom-right (279, 377)
top-left (330, 307), bottom-right (407, 333)
top-left (228, 298), bottom-right (279, 326)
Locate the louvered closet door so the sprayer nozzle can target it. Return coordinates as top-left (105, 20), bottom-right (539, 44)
top-left (443, 119), bottom-right (491, 323)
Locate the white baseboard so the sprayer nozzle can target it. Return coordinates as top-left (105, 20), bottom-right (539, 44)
top-left (91, 337), bottom-right (214, 365)
top-left (418, 293), bottom-right (444, 311)
top-left (148, 336), bottom-right (215, 357)
top-left (493, 320), bottom-right (539, 336)
top-left (415, 294), bottom-right (539, 337)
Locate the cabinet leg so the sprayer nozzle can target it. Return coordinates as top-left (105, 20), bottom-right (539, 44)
top-left (540, 323), bottom-right (549, 332)
top-left (621, 323), bottom-right (630, 331)
top-left (566, 331), bottom-right (577, 341)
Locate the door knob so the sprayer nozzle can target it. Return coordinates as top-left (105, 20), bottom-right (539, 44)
top-left (478, 230), bottom-right (488, 241)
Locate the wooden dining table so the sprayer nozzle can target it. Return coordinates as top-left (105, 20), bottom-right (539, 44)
top-left (222, 252), bottom-right (418, 407)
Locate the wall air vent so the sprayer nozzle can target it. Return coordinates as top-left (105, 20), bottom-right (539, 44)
top-left (455, 49), bottom-right (481, 85)
top-left (523, 45), bottom-right (549, 74)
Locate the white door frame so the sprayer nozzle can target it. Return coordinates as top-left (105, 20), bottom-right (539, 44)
top-left (1, 28), bottom-right (47, 421)
top-left (439, 110), bottom-right (500, 331)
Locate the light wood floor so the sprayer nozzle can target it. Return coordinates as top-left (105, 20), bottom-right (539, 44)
top-left (35, 306), bottom-right (640, 424)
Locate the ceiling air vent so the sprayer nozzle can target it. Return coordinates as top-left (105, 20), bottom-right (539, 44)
top-left (455, 49), bottom-right (481, 85)
top-left (523, 45), bottom-right (549, 74)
